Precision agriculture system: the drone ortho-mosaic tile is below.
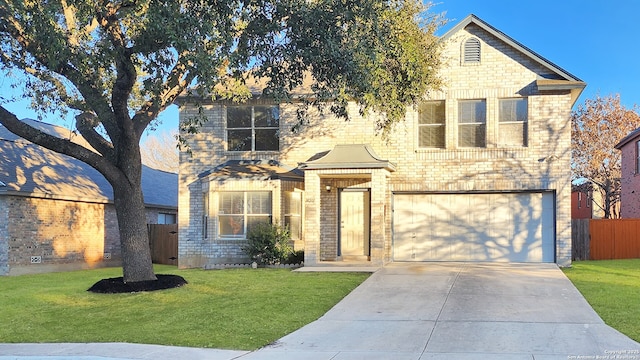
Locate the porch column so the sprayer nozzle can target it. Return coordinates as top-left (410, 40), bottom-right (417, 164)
top-left (370, 169), bottom-right (389, 265)
top-left (303, 172), bottom-right (321, 265)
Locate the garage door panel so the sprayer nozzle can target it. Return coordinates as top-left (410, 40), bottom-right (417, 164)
top-left (393, 193), bottom-right (555, 263)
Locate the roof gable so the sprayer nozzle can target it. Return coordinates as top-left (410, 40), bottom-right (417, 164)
top-left (441, 14), bottom-right (582, 82)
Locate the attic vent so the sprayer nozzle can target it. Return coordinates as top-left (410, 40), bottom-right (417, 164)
top-left (463, 38), bottom-right (481, 63)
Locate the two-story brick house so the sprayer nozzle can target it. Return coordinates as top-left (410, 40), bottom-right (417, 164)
top-left (178, 14), bottom-right (585, 268)
top-left (615, 127), bottom-right (640, 218)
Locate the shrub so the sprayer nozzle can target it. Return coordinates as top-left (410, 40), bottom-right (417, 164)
top-left (242, 222), bottom-right (293, 265)
top-left (286, 250), bottom-right (305, 265)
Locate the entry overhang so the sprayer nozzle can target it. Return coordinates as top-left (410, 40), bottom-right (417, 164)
top-left (299, 144), bottom-right (396, 172)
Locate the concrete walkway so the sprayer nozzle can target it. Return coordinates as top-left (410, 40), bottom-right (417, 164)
top-left (1, 262), bottom-right (639, 359)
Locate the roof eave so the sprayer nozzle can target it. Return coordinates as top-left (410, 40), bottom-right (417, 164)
top-left (614, 127), bottom-right (640, 149)
top-left (536, 79), bottom-right (587, 107)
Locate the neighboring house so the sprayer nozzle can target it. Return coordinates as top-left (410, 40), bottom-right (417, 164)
top-left (0, 119), bottom-right (178, 275)
top-left (571, 183), bottom-right (593, 219)
top-left (178, 14), bottom-right (585, 268)
top-left (615, 127), bottom-right (640, 218)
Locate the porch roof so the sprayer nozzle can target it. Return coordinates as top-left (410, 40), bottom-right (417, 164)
top-left (299, 144), bottom-right (396, 172)
top-left (198, 160), bottom-right (304, 182)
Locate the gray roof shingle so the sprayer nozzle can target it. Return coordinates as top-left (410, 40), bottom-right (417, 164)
top-left (0, 119), bottom-right (177, 208)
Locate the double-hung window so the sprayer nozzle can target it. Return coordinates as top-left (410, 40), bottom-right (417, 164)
top-left (219, 191), bottom-right (272, 238)
top-left (499, 98), bottom-right (528, 147)
top-left (458, 100), bottom-right (486, 147)
top-left (227, 105), bottom-right (279, 151)
top-left (636, 140), bottom-right (640, 174)
top-left (418, 101), bottom-right (445, 148)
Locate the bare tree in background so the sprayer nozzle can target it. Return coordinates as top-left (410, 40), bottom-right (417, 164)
top-left (141, 131), bottom-right (179, 173)
top-left (571, 94), bottom-right (640, 218)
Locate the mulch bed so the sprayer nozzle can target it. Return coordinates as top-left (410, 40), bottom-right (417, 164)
top-left (87, 274), bottom-right (187, 294)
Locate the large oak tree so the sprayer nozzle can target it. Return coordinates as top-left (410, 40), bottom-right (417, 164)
top-left (571, 94), bottom-right (640, 219)
top-left (0, 0), bottom-right (443, 282)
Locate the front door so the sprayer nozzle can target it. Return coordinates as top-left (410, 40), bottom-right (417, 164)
top-left (339, 189), bottom-right (371, 260)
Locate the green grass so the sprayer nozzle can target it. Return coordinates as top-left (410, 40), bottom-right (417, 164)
top-left (563, 259), bottom-right (640, 342)
top-left (0, 265), bottom-right (369, 350)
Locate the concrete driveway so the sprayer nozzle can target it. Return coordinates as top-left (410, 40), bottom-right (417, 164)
top-left (243, 262), bottom-right (640, 359)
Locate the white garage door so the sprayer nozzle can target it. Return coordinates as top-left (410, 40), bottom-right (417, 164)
top-left (393, 193), bottom-right (555, 262)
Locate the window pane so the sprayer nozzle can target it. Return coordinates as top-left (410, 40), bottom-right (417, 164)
top-left (227, 106), bottom-right (252, 128)
top-left (500, 99), bottom-right (527, 122)
top-left (419, 125), bottom-right (445, 148)
top-left (219, 192), bottom-right (244, 214)
top-left (284, 192), bottom-right (302, 215)
top-left (254, 106), bottom-right (280, 127)
top-left (254, 129), bottom-right (279, 151)
top-left (459, 100), bottom-right (486, 124)
top-left (247, 192), bottom-right (271, 214)
top-left (285, 215), bottom-right (301, 240)
top-left (499, 123), bottom-right (527, 147)
top-left (219, 215), bottom-right (244, 236)
top-left (246, 216), bottom-right (271, 234)
top-left (419, 101), bottom-right (445, 124)
top-left (459, 124), bottom-right (486, 147)
top-left (228, 129), bottom-right (252, 151)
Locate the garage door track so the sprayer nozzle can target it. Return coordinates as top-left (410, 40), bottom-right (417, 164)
top-left (246, 262), bottom-right (640, 359)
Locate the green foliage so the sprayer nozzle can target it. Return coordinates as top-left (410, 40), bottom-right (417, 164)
top-left (286, 250), bottom-right (305, 265)
top-left (563, 259), bottom-right (640, 341)
top-left (0, 265), bottom-right (369, 350)
top-left (242, 222), bottom-right (294, 265)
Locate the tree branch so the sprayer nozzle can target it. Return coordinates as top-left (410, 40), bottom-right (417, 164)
top-left (75, 112), bottom-right (116, 159)
top-left (0, 106), bottom-right (121, 184)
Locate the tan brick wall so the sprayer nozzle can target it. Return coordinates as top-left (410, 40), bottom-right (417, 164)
top-left (0, 197), bottom-right (8, 275)
top-left (2, 195), bottom-right (176, 275)
top-left (179, 22), bottom-right (576, 266)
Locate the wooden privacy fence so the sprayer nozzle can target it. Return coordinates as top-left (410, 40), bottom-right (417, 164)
top-left (148, 224), bottom-right (178, 265)
top-left (572, 219), bottom-right (640, 260)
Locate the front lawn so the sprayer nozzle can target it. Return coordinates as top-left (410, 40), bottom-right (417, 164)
top-left (0, 265), bottom-right (369, 350)
top-left (563, 259), bottom-right (640, 342)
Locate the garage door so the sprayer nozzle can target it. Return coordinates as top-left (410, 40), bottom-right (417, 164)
top-left (393, 193), bottom-right (555, 262)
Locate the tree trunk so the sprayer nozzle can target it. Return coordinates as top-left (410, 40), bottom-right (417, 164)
top-left (112, 178), bottom-right (157, 283)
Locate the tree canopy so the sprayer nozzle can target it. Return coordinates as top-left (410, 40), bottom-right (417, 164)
top-left (0, 0), bottom-right (444, 283)
top-left (571, 94), bottom-right (640, 219)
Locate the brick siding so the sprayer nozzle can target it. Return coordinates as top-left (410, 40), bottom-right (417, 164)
top-left (179, 21), bottom-right (576, 266)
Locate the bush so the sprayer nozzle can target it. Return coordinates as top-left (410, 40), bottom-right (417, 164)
top-left (286, 250), bottom-right (305, 265)
top-left (242, 222), bottom-right (293, 265)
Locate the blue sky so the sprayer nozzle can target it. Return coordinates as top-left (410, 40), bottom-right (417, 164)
top-left (1, 0), bottom-right (638, 136)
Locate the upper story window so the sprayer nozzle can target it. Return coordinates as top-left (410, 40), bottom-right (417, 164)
top-left (418, 101), bottom-right (445, 148)
top-left (463, 38), bottom-right (481, 64)
top-left (219, 191), bottom-right (272, 238)
top-left (458, 99), bottom-right (486, 147)
top-left (636, 140), bottom-right (640, 174)
top-left (499, 98), bottom-right (528, 147)
top-left (227, 105), bottom-right (279, 151)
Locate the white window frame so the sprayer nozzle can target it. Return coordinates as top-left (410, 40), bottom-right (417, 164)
top-left (458, 99), bottom-right (486, 148)
top-left (218, 191), bottom-right (272, 239)
top-left (226, 105), bottom-right (280, 152)
top-left (418, 100), bottom-right (446, 148)
top-left (498, 98), bottom-right (528, 147)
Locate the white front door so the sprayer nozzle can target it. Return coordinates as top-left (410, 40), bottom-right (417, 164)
top-left (340, 190), bottom-right (370, 259)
